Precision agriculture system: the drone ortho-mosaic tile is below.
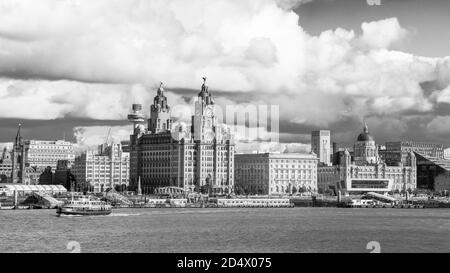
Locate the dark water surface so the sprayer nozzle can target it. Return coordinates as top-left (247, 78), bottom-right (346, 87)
top-left (0, 208), bottom-right (449, 253)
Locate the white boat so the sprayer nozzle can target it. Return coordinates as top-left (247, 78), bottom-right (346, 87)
top-left (56, 196), bottom-right (112, 216)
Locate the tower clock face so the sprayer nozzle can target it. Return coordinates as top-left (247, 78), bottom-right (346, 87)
top-left (205, 131), bottom-right (215, 141)
top-left (205, 107), bottom-right (213, 117)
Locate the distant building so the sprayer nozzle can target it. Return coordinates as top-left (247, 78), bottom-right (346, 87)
top-left (38, 160), bottom-right (76, 190)
top-left (415, 153), bottom-right (450, 191)
top-left (331, 142), bottom-right (352, 166)
top-left (72, 143), bottom-right (130, 193)
top-left (54, 160), bottom-right (76, 190)
top-left (0, 148), bottom-right (12, 182)
top-left (444, 148), bottom-right (450, 159)
top-left (128, 80), bottom-right (235, 195)
top-left (25, 139), bottom-right (75, 170)
top-left (39, 166), bottom-right (54, 185)
top-left (121, 141), bottom-right (130, 153)
top-left (24, 166), bottom-right (46, 185)
top-left (235, 153), bottom-right (318, 195)
top-left (311, 130), bottom-right (331, 166)
top-left (318, 124), bottom-right (417, 194)
top-left (384, 141), bottom-right (445, 166)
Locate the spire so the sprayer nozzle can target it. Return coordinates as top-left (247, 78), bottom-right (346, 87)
top-left (15, 123), bottom-right (22, 145)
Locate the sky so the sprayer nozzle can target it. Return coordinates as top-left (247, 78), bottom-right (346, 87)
top-left (0, 0), bottom-right (449, 153)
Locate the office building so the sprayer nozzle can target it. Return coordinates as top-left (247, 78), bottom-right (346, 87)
top-left (311, 130), bottom-right (331, 166)
top-left (25, 140), bottom-right (75, 169)
top-left (384, 141), bottom-right (445, 166)
top-left (72, 143), bottom-right (130, 193)
top-left (128, 79), bottom-right (235, 194)
top-left (235, 152), bottom-right (318, 195)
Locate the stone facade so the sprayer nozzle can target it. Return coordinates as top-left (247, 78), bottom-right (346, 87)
top-left (318, 124), bottom-right (417, 194)
top-left (73, 143), bottom-right (130, 193)
top-left (129, 79), bottom-right (235, 194)
top-left (235, 153), bottom-right (318, 195)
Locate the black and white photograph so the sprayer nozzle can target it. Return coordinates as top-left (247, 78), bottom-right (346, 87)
top-left (0, 0), bottom-right (449, 262)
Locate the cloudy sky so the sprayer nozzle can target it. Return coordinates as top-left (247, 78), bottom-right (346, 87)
top-left (0, 0), bottom-right (450, 153)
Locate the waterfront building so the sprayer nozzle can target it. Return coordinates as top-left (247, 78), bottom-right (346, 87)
top-left (24, 166), bottom-right (46, 185)
top-left (54, 160), bottom-right (77, 190)
top-left (444, 148), bottom-right (450, 159)
top-left (234, 152), bottom-right (318, 195)
top-left (311, 130), bottom-right (331, 166)
top-left (415, 153), bottom-right (450, 191)
top-left (38, 160), bottom-right (76, 190)
top-left (72, 143), bottom-right (130, 193)
top-left (0, 148), bottom-right (12, 182)
top-left (128, 79), bottom-right (235, 194)
top-left (378, 145), bottom-right (387, 162)
top-left (0, 184), bottom-right (67, 197)
top-left (384, 141), bottom-right (445, 166)
top-left (318, 123), bottom-right (417, 194)
top-left (331, 143), bottom-right (354, 166)
top-left (39, 166), bottom-right (54, 185)
top-left (24, 139), bottom-right (75, 170)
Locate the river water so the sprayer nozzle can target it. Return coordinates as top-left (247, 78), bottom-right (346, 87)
top-left (0, 208), bottom-right (449, 253)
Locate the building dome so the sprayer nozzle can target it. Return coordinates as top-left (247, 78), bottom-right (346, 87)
top-left (357, 123), bottom-right (374, 142)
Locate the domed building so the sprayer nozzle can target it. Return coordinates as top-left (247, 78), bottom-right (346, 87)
top-left (353, 123), bottom-right (380, 165)
top-left (317, 123), bottom-right (417, 194)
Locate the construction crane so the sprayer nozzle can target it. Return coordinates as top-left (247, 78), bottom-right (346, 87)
top-left (105, 127), bottom-right (112, 146)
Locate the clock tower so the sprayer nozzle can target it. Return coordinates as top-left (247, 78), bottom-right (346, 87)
top-left (192, 77), bottom-right (218, 142)
top-left (149, 82), bottom-right (172, 134)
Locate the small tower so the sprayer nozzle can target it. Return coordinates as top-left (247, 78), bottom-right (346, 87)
top-left (148, 82), bottom-right (172, 134)
top-left (128, 104), bottom-right (145, 135)
top-left (137, 176), bottom-right (142, 196)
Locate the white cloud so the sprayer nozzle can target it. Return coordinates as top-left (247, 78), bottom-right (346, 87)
top-left (73, 125), bottom-right (131, 152)
top-left (431, 85), bottom-right (450, 104)
top-left (0, 0), bottom-right (449, 144)
top-left (360, 18), bottom-right (407, 49)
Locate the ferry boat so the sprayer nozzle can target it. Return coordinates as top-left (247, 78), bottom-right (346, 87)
top-left (56, 196), bottom-right (112, 216)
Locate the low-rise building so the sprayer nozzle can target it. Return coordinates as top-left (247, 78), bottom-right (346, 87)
top-left (235, 152), bottom-right (318, 195)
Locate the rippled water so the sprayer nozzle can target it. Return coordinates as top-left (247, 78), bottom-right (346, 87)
top-left (0, 208), bottom-right (449, 253)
